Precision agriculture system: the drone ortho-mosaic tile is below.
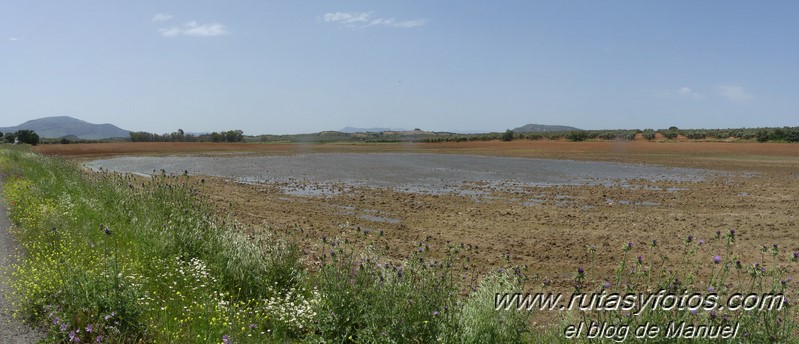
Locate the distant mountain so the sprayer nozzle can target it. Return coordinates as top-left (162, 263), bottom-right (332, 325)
top-left (339, 126), bottom-right (407, 133)
top-left (0, 116), bottom-right (131, 139)
top-left (512, 124), bottom-right (580, 133)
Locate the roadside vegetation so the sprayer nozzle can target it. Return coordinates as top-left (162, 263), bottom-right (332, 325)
top-left (1, 146), bottom-right (797, 343)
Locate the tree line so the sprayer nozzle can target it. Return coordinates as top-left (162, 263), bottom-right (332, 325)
top-left (421, 126), bottom-right (799, 143)
top-left (0, 129), bottom-right (40, 145)
top-left (129, 129), bottom-right (244, 142)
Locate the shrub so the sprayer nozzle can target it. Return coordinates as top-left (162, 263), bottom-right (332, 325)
top-left (459, 272), bottom-right (530, 343)
top-left (313, 245), bottom-right (459, 343)
top-left (502, 129), bottom-right (514, 142)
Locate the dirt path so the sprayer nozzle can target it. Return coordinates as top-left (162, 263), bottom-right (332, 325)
top-left (0, 179), bottom-right (44, 343)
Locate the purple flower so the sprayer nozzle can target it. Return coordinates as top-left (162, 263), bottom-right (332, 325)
top-left (627, 242), bottom-right (633, 249)
top-left (85, 324), bottom-right (93, 333)
top-left (497, 268), bottom-right (503, 273)
top-left (710, 310), bottom-right (717, 319)
top-left (729, 229), bottom-right (736, 236)
top-left (714, 255), bottom-right (721, 264)
top-left (249, 323), bottom-right (256, 330)
top-left (690, 309), bottom-right (697, 315)
top-left (687, 235), bottom-right (693, 243)
top-left (637, 255), bottom-right (643, 264)
top-left (433, 311), bottom-right (440, 317)
top-left (53, 317), bottom-right (61, 325)
top-left (708, 286), bottom-right (715, 293)
top-left (604, 281), bottom-right (611, 289)
top-left (699, 239), bottom-right (705, 245)
top-left (577, 267), bottom-right (584, 274)
top-left (60, 323), bottom-right (68, 332)
top-left (96, 336), bottom-right (103, 343)
top-left (69, 330), bottom-right (80, 342)
top-left (222, 334), bottom-right (230, 344)
top-left (651, 239), bottom-right (657, 247)
top-left (793, 252), bottom-right (799, 260)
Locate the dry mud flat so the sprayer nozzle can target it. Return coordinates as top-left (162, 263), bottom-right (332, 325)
top-left (85, 151), bottom-right (799, 290)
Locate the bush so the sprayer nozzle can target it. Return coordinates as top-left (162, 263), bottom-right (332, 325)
top-left (459, 272), bottom-right (530, 343)
top-left (313, 246), bottom-right (459, 342)
top-left (566, 131), bottom-right (588, 142)
top-left (501, 129), bottom-right (514, 142)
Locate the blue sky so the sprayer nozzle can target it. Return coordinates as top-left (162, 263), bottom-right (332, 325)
top-left (1, 1), bottom-right (797, 135)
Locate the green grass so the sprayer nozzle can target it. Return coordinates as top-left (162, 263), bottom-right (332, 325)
top-left (1, 146), bottom-right (796, 343)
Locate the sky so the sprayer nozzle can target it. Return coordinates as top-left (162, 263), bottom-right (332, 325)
top-left (1, 1), bottom-right (798, 135)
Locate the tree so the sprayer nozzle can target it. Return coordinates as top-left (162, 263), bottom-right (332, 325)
top-left (566, 130), bottom-right (588, 142)
top-left (4, 132), bottom-right (16, 143)
top-left (501, 129), bottom-right (514, 142)
top-left (15, 129), bottom-right (40, 145)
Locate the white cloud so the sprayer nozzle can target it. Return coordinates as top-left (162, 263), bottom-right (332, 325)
top-left (367, 18), bottom-right (426, 28)
top-left (718, 85), bottom-right (753, 103)
top-left (9, 37), bottom-right (19, 41)
top-left (152, 13), bottom-right (174, 22)
top-left (322, 11), bottom-right (426, 29)
top-left (677, 87), bottom-right (703, 99)
top-left (322, 12), bottom-right (371, 24)
top-left (159, 21), bottom-right (229, 37)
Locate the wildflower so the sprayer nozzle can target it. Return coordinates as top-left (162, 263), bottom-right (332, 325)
top-left (714, 255), bottom-right (721, 264)
top-left (627, 242), bottom-right (633, 249)
top-left (85, 324), bottom-right (93, 333)
top-left (604, 281), bottom-right (611, 289)
top-left (222, 334), bottom-right (230, 344)
top-left (249, 323), bottom-right (256, 330)
top-left (637, 255), bottom-right (643, 264)
top-left (716, 230), bottom-right (721, 238)
top-left (433, 311), bottom-right (440, 317)
top-left (96, 336), bottom-right (103, 343)
top-left (577, 267), bottom-right (584, 275)
top-left (699, 239), bottom-right (704, 245)
top-left (710, 310), bottom-right (717, 319)
top-left (651, 239), bottom-right (657, 247)
top-left (497, 268), bottom-right (503, 273)
top-left (793, 252), bottom-right (799, 261)
top-left (687, 235), bottom-right (693, 243)
top-left (60, 323), bottom-right (68, 332)
top-left (729, 229), bottom-right (735, 237)
top-left (690, 309), bottom-right (697, 316)
top-left (708, 286), bottom-right (715, 293)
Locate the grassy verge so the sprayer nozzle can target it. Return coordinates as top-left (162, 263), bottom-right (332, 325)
top-left (0, 146), bottom-right (796, 343)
